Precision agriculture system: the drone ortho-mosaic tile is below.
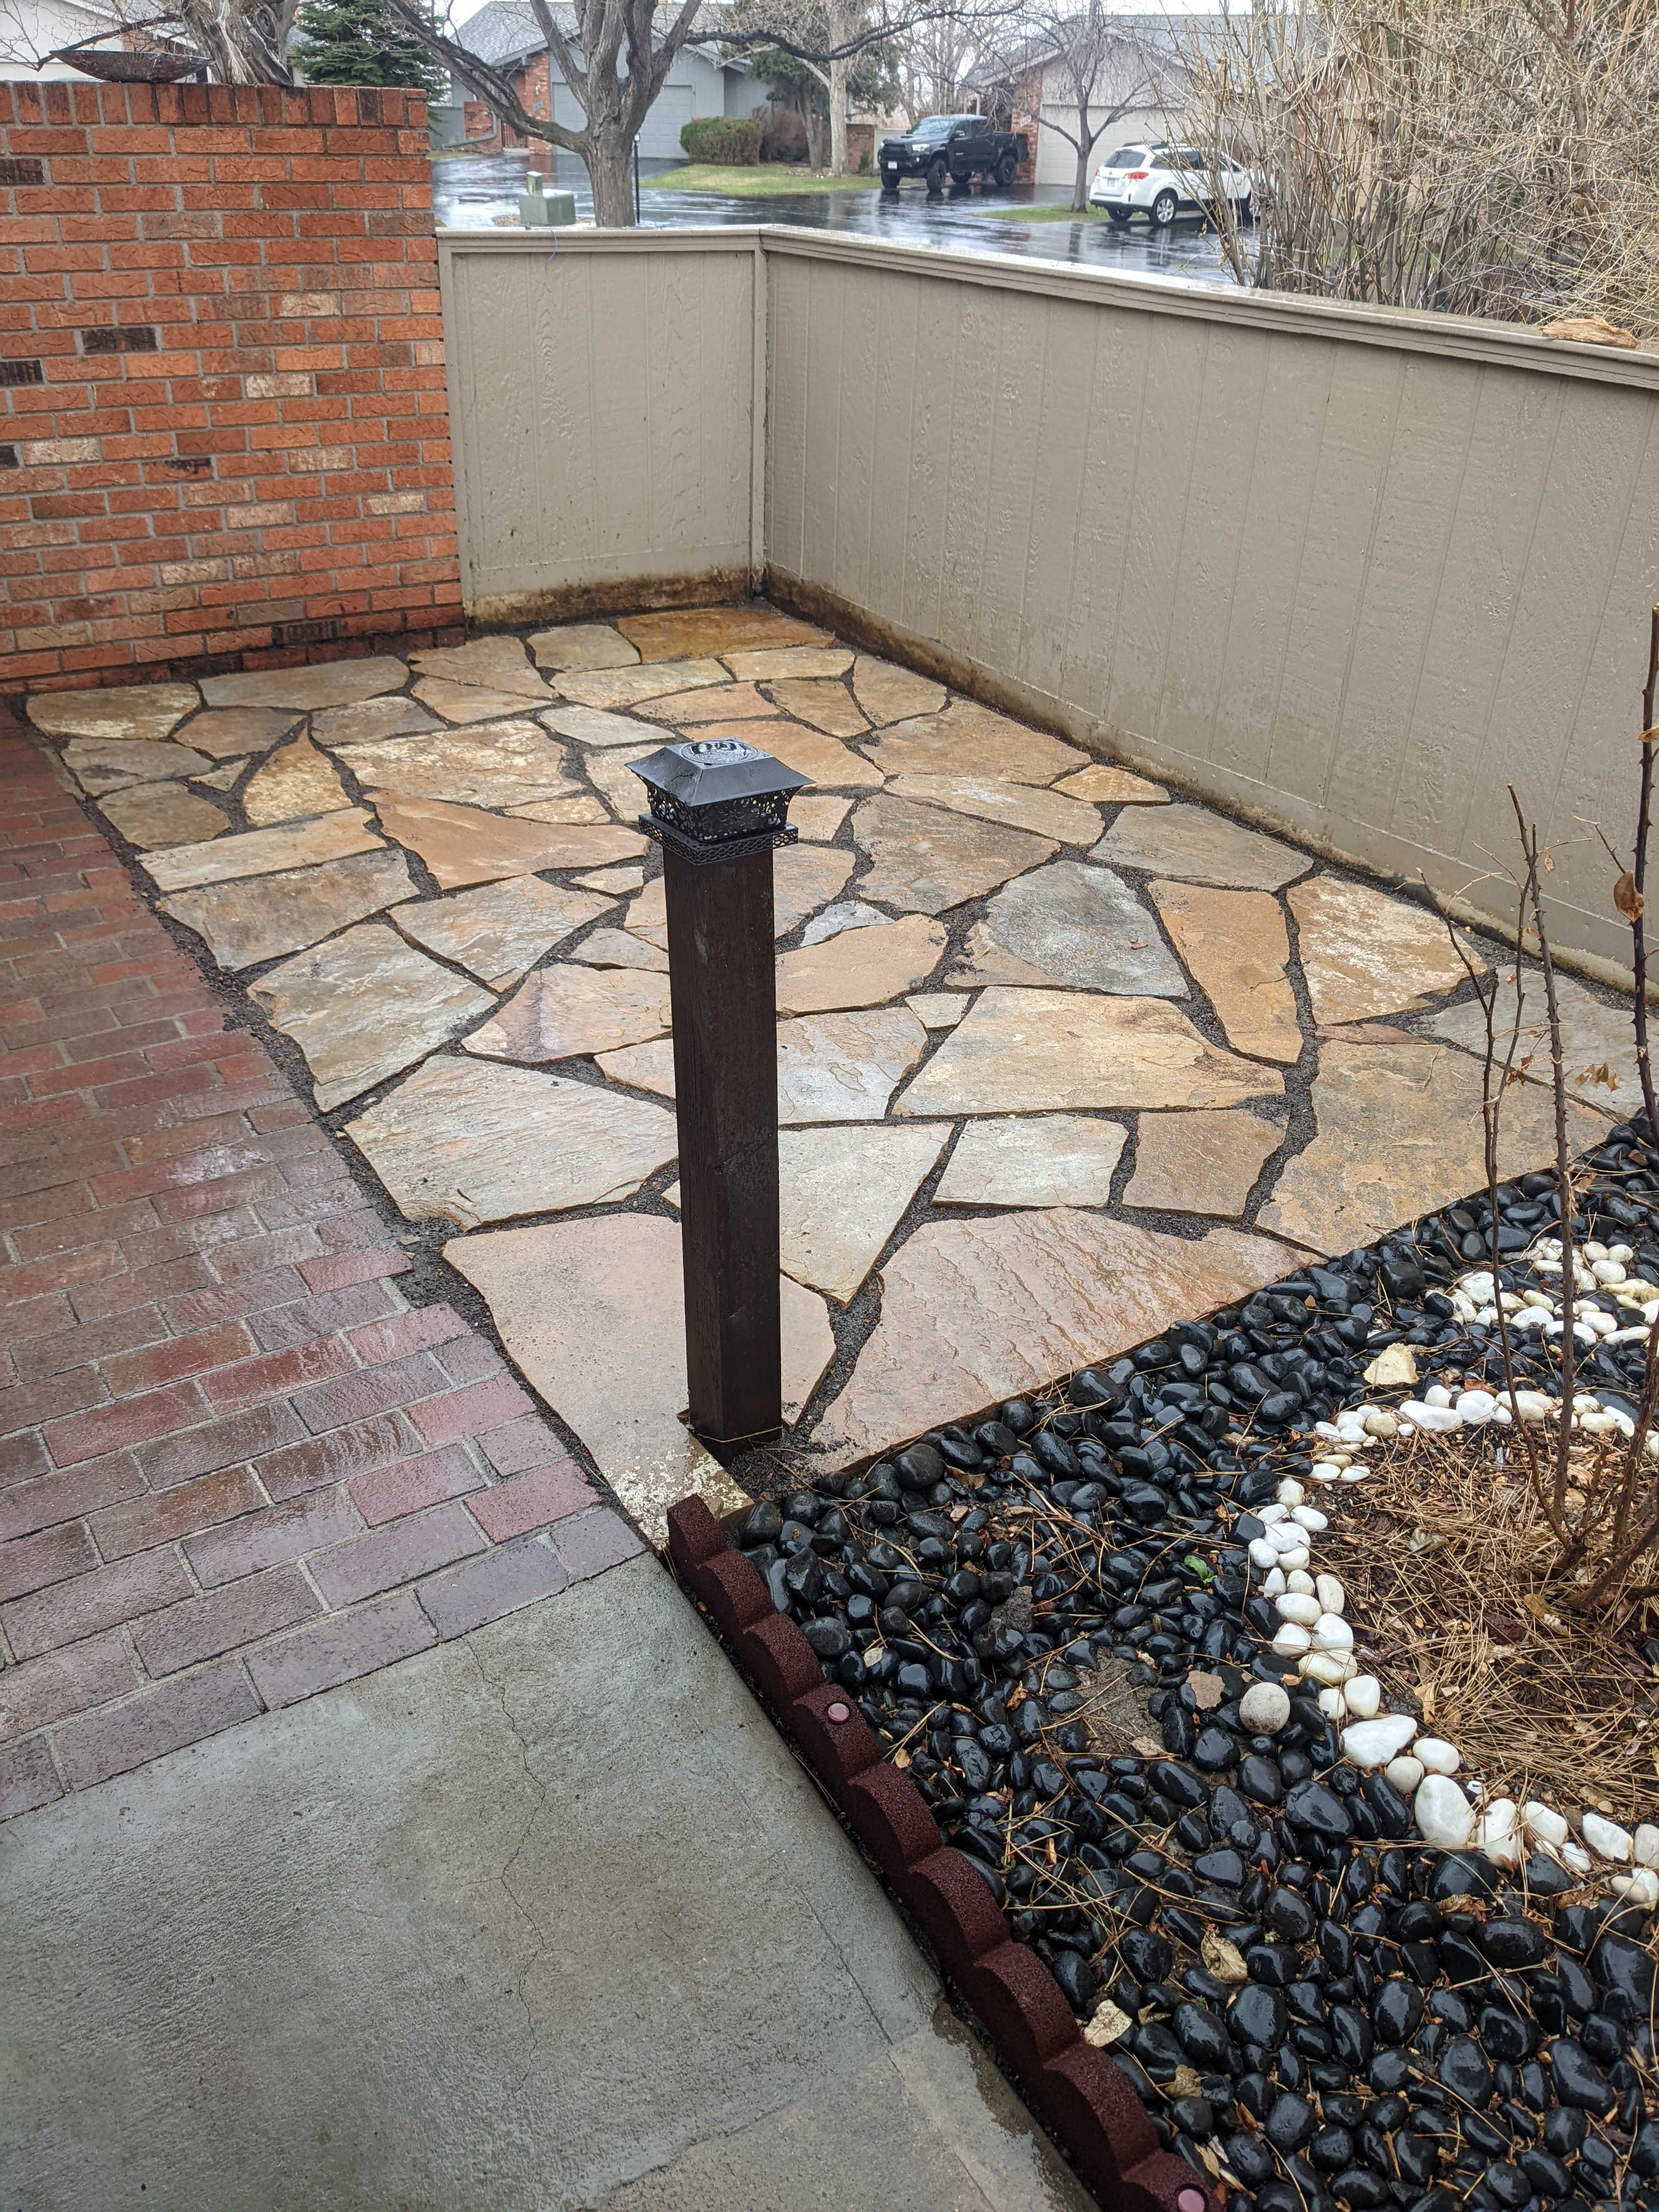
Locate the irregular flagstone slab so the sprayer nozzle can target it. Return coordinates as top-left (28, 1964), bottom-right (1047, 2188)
top-left (445, 1215), bottom-right (834, 1546)
top-left (775, 913), bottom-right (947, 1015)
top-left (540, 703), bottom-right (662, 749)
top-left (391, 875), bottom-right (611, 989)
top-left (802, 899), bottom-right (891, 946)
top-left (64, 738), bottom-right (214, 794)
top-left (409, 636), bottom-right (551, 699)
top-left (28, 681), bottom-right (198, 743)
top-left (574, 864), bottom-right (645, 895)
top-left (812, 1211), bottom-right (1309, 1464)
top-left (1093, 802), bottom-right (1307, 890)
top-left (777, 1122), bottom-right (951, 1300)
top-left (1125, 1110), bottom-right (1285, 1219)
top-left (638, 681), bottom-right (775, 726)
top-left (935, 1115), bottom-right (1127, 1209)
top-left (617, 606), bottom-right (828, 661)
top-left (529, 622), bottom-right (641, 671)
top-left (375, 795), bottom-right (645, 889)
top-left (852, 794), bottom-right (1056, 916)
top-left (1427, 968), bottom-right (1638, 1118)
top-left (1259, 1039), bottom-right (1603, 1254)
top-left (250, 921), bottom-right (493, 1111)
top-left (792, 794), bottom-right (852, 842)
top-left (897, 989), bottom-right (1284, 1117)
top-left (312, 697), bottom-right (439, 747)
top-left (948, 861), bottom-right (1186, 996)
top-left (413, 678), bottom-right (558, 727)
top-left (506, 794), bottom-right (611, 824)
top-left (765, 678), bottom-right (867, 738)
top-left (581, 745), bottom-right (658, 823)
top-left (702, 716), bottom-right (883, 793)
top-left (339, 721), bottom-right (577, 810)
top-left (193, 761), bottom-right (246, 792)
top-left (600, 1005), bottom-right (927, 1124)
top-left (554, 659), bottom-right (730, 710)
top-left (1288, 873), bottom-right (1481, 1024)
top-left (242, 733), bottom-right (351, 826)
top-left (201, 656), bottom-right (408, 711)
top-left (99, 782), bottom-right (230, 849)
top-left (570, 927), bottom-right (670, 973)
top-left (909, 992), bottom-right (970, 1029)
top-left (143, 807), bottom-right (383, 892)
top-left (853, 656), bottom-right (945, 726)
top-left (624, 844), bottom-right (853, 950)
top-left (344, 1054), bottom-right (676, 1227)
top-left (861, 703), bottom-right (1089, 786)
top-left (1150, 879), bottom-right (1303, 1064)
top-left (723, 646), bottom-right (851, 681)
top-left (1054, 763), bottom-right (1169, 805)
top-left (888, 774), bottom-right (1101, 846)
top-left (465, 964), bottom-right (672, 1063)
top-left (159, 847), bottom-right (418, 970)
top-left (174, 706), bottom-right (302, 759)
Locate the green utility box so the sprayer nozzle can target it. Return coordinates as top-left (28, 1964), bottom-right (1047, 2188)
top-left (518, 171), bottom-right (576, 227)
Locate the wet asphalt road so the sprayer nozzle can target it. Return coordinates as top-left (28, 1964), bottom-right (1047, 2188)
top-left (432, 148), bottom-right (1246, 290)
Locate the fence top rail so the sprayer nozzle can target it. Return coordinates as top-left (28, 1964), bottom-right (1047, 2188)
top-left (437, 222), bottom-right (1659, 395)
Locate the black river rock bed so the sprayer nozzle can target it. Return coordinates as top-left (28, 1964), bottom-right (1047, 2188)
top-left (738, 1124), bottom-right (1659, 2212)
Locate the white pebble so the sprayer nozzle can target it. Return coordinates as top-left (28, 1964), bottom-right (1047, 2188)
top-left (1508, 1389), bottom-right (1554, 1421)
top-left (1413, 1737), bottom-right (1460, 1775)
top-left (1318, 1687), bottom-right (1348, 1723)
top-left (1307, 1462), bottom-right (1343, 1482)
top-left (1312, 1612), bottom-right (1353, 1651)
top-left (1291, 1505), bottom-right (1329, 1531)
top-left (1257, 1503), bottom-right (1289, 1525)
top-left (1578, 1410), bottom-right (1620, 1435)
top-left (1338, 1466), bottom-right (1370, 1482)
top-left (1455, 1389), bottom-right (1498, 1424)
top-left (1562, 1841), bottom-right (1593, 1874)
top-left (1402, 1401), bottom-right (1463, 1433)
top-left (1278, 1543), bottom-right (1311, 1569)
top-left (1585, 1240), bottom-right (1610, 1261)
top-left (1277, 1478), bottom-right (1306, 1505)
top-left (1612, 1869), bottom-right (1659, 1905)
top-left (1476, 1797), bottom-right (1518, 1847)
top-left (1299, 1650), bottom-right (1356, 1686)
top-left (1583, 1811), bottom-right (1633, 1862)
top-left (1342, 1713), bottom-right (1418, 1767)
top-left (1593, 1258), bottom-right (1627, 1284)
top-left (1248, 1538), bottom-right (1278, 1570)
top-left (1415, 1773), bottom-right (1475, 1848)
top-left (1523, 1801), bottom-right (1569, 1848)
top-left (1363, 1408), bottom-right (1399, 1438)
top-left (1272, 1622), bottom-right (1312, 1655)
top-left (1424, 1383), bottom-right (1453, 1408)
top-left (1610, 1244), bottom-right (1634, 1263)
top-left (1240, 1682), bottom-right (1291, 1733)
top-left (1276, 1592), bottom-right (1321, 1626)
top-left (1315, 1573), bottom-right (1346, 1616)
top-left (1263, 1566), bottom-right (1286, 1596)
top-left (1345, 1675), bottom-right (1381, 1719)
top-left (1634, 1824), bottom-right (1659, 1869)
top-left (1386, 1756), bottom-right (1425, 1793)
top-left (1285, 1568), bottom-right (1315, 1595)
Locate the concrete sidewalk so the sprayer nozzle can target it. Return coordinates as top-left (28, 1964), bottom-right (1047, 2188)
top-left (2, 1552), bottom-right (1090, 2212)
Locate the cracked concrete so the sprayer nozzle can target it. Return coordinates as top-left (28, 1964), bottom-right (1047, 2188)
top-left (0, 1553), bottom-right (1091, 2212)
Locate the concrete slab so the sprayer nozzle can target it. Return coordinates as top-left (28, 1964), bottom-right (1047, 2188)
top-left (0, 1553), bottom-right (1086, 2212)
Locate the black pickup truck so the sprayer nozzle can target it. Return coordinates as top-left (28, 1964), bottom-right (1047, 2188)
top-left (878, 115), bottom-right (1028, 193)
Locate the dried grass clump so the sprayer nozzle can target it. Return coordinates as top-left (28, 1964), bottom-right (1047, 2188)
top-left (1328, 1427), bottom-right (1659, 1824)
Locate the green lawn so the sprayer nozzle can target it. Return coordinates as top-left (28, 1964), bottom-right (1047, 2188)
top-left (964, 201), bottom-right (1103, 222)
top-left (648, 163), bottom-right (883, 196)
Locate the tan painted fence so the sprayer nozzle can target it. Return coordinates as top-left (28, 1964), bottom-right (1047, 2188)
top-left (437, 226), bottom-right (1659, 972)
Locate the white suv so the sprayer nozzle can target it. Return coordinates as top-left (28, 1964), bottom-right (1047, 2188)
top-left (1087, 142), bottom-right (1252, 227)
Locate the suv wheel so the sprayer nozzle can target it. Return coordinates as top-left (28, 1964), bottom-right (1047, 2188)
top-left (1106, 206), bottom-right (1131, 224)
top-left (995, 150), bottom-right (1017, 187)
top-left (927, 156), bottom-right (946, 193)
top-left (1152, 187), bottom-right (1178, 225)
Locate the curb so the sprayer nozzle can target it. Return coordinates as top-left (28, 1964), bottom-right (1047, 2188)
top-left (665, 1494), bottom-right (1219, 2212)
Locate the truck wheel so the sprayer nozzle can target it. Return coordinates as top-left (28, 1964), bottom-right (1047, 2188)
top-left (1152, 188), bottom-right (1178, 225)
top-left (927, 157), bottom-right (946, 193)
top-left (995, 150), bottom-right (1017, 187)
top-left (881, 179), bottom-right (898, 195)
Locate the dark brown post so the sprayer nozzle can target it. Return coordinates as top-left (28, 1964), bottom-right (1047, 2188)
top-left (633, 738), bottom-right (809, 1458)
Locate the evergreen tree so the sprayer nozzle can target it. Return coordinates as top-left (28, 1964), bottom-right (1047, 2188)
top-left (291, 0), bottom-right (449, 98)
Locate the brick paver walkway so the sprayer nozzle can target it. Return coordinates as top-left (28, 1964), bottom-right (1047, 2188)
top-left (0, 710), bottom-right (639, 1820)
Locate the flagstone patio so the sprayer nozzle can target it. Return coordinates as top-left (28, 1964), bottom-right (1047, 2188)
top-left (21, 605), bottom-right (1627, 1545)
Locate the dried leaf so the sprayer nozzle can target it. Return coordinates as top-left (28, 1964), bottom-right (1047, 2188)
top-left (1188, 1669), bottom-right (1225, 1711)
top-left (893, 1746), bottom-right (911, 1769)
top-left (1084, 1999), bottom-right (1132, 2048)
top-left (1169, 2066), bottom-right (1205, 2099)
top-left (1202, 1928), bottom-right (1249, 1984)
top-left (1616, 871), bottom-right (1645, 922)
top-left (1131, 1734), bottom-right (1163, 1759)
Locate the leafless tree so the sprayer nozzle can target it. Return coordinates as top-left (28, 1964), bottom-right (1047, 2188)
top-left (890, 0), bottom-right (1013, 127)
top-left (1164, 0), bottom-right (1659, 339)
top-left (1017, 0), bottom-right (1164, 213)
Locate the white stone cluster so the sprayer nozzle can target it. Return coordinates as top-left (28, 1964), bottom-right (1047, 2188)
top-left (1247, 1462), bottom-right (1658, 1906)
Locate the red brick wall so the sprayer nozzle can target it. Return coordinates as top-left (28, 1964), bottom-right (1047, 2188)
top-left (0, 82), bottom-right (461, 695)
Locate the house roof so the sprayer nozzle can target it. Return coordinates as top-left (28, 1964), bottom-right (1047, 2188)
top-left (454, 0), bottom-right (741, 70)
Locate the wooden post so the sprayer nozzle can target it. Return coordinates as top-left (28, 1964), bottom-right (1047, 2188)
top-left (633, 738), bottom-right (809, 1457)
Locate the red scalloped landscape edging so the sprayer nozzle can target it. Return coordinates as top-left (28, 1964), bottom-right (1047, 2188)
top-left (665, 1494), bottom-right (1218, 2212)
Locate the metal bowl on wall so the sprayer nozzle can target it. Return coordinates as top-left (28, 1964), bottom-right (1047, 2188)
top-left (48, 43), bottom-right (205, 80)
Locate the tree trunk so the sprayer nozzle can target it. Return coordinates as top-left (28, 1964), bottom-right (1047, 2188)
top-left (1072, 124), bottom-right (1091, 211)
top-left (828, 54), bottom-right (849, 173)
top-left (586, 118), bottom-right (636, 227)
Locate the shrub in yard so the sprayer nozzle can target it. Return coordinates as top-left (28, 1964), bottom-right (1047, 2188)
top-left (679, 117), bottom-right (762, 165)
